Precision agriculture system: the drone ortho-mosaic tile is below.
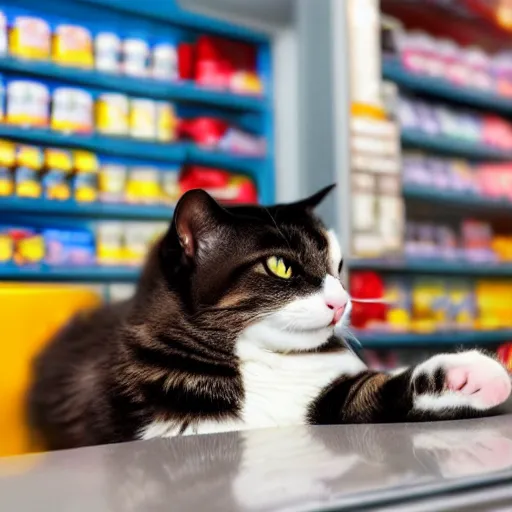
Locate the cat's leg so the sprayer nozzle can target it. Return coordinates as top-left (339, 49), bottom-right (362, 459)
top-left (309, 350), bottom-right (511, 424)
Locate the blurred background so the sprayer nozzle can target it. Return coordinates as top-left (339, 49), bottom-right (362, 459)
top-left (2, 0), bottom-right (512, 455)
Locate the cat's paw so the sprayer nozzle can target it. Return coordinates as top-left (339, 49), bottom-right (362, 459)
top-left (411, 350), bottom-right (511, 414)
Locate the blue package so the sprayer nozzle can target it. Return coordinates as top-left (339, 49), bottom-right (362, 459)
top-left (43, 228), bottom-right (95, 266)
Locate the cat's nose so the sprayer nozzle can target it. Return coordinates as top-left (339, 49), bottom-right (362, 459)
top-left (327, 303), bottom-right (346, 325)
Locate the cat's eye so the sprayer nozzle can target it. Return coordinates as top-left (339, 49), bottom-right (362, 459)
top-left (338, 259), bottom-right (344, 274)
top-left (265, 256), bottom-right (293, 279)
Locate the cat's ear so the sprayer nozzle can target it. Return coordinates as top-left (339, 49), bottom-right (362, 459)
top-left (173, 189), bottom-right (228, 259)
top-left (290, 184), bottom-right (336, 211)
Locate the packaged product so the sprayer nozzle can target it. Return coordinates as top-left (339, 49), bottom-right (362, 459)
top-left (96, 93), bottom-right (129, 136)
top-left (42, 148), bottom-right (73, 200)
top-left (160, 170), bottom-right (181, 205)
top-left (43, 228), bottom-right (96, 266)
top-left (0, 140), bottom-right (16, 197)
top-left (129, 98), bottom-right (157, 139)
top-left (122, 37), bottom-right (149, 77)
top-left (52, 23), bottom-right (93, 68)
top-left (447, 280), bottom-right (476, 330)
top-left (9, 12), bottom-right (51, 60)
top-left (126, 166), bottom-right (161, 203)
top-left (15, 145), bottom-right (43, 198)
top-left (96, 222), bottom-right (124, 265)
top-left (0, 227), bottom-right (13, 263)
top-left (72, 150), bottom-right (99, 202)
top-left (51, 87), bottom-right (94, 133)
top-left (384, 277), bottom-right (411, 331)
top-left (156, 101), bottom-right (177, 142)
top-left (411, 278), bottom-right (448, 332)
top-left (99, 160), bottom-right (127, 203)
top-left (151, 42), bottom-right (177, 80)
top-left (9, 227), bottom-right (45, 265)
top-left (123, 222), bottom-right (150, 265)
top-left (95, 32), bottom-right (121, 73)
top-left (6, 80), bottom-right (50, 127)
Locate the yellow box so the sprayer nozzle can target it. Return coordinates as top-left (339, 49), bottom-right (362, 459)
top-left (0, 284), bottom-right (101, 456)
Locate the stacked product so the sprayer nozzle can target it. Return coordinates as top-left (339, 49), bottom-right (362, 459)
top-left (0, 221), bottom-right (167, 268)
top-left (0, 141), bottom-right (258, 206)
top-left (403, 152), bottom-right (512, 200)
top-left (386, 23), bottom-right (512, 97)
top-left (350, 270), bottom-right (512, 333)
top-left (405, 219), bottom-right (512, 264)
top-left (0, 7), bottom-right (263, 95)
top-left (398, 94), bottom-right (512, 150)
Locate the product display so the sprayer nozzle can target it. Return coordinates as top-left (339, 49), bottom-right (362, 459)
top-left (0, 219), bottom-right (167, 268)
top-left (178, 35), bottom-right (264, 94)
top-left (6, 80), bottom-right (49, 127)
top-left (387, 25), bottom-right (512, 96)
top-left (179, 117), bottom-right (266, 156)
top-left (351, 270), bottom-right (512, 332)
top-left (398, 93), bottom-right (512, 150)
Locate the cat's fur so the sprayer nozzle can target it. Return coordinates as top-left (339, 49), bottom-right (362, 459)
top-left (28, 186), bottom-right (512, 450)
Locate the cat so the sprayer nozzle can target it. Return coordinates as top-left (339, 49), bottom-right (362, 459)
top-left (28, 185), bottom-right (512, 450)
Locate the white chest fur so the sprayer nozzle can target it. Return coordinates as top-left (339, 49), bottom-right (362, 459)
top-left (140, 341), bottom-right (366, 440)
top-left (235, 339), bottom-right (366, 429)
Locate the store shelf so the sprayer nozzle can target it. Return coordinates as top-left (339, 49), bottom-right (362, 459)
top-left (383, 58), bottom-right (512, 115)
top-left (403, 184), bottom-right (512, 212)
top-left (0, 57), bottom-right (267, 112)
top-left (188, 145), bottom-right (266, 174)
top-left (355, 329), bottom-right (512, 348)
top-left (0, 264), bottom-right (140, 282)
top-left (0, 197), bottom-right (175, 221)
top-left (0, 126), bottom-right (266, 174)
top-left (0, 125), bottom-right (188, 163)
top-left (349, 258), bottom-right (512, 275)
top-left (401, 129), bottom-right (512, 160)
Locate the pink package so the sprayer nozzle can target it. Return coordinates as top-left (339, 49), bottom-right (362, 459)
top-left (465, 46), bottom-right (493, 90)
top-left (398, 31), bottom-right (431, 74)
top-left (439, 39), bottom-right (467, 85)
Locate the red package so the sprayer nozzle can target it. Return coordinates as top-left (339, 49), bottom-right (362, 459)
top-left (178, 117), bottom-right (229, 147)
top-left (350, 271), bottom-right (387, 329)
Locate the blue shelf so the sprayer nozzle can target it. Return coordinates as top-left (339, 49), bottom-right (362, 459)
top-left (383, 58), bottom-right (512, 115)
top-left (401, 129), bottom-right (512, 160)
top-left (349, 258), bottom-right (512, 276)
top-left (355, 329), bottom-right (512, 348)
top-left (0, 125), bottom-right (187, 163)
top-left (403, 184), bottom-right (512, 212)
top-left (0, 126), bottom-right (267, 174)
top-left (0, 57), bottom-right (267, 112)
top-left (0, 264), bottom-right (140, 282)
top-left (0, 197), bottom-right (175, 220)
top-left (188, 145), bottom-right (265, 175)
top-left (78, 0), bottom-right (268, 43)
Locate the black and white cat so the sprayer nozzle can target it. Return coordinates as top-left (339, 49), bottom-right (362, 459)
top-left (28, 186), bottom-right (511, 450)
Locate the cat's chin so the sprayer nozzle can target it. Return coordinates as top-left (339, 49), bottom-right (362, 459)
top-left (237, 321), bottom-right (334, 354)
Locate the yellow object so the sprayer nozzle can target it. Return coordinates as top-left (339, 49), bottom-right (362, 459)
top-left (73, 150), bottom-right (99, 202)
top-left (156, 102), bottom-right (178, 142)
top-left (0, 234), bottom-right (13, 262)
top-left (52, 24), bottom-right (93, 68)
top-left (412, 279), bottom-right (448, 333)
top-left (266, 256), bottom-right (292, 279)
top-left (43, 149), bottom-right (73, 201)
top-left (129, 99), bottom-right (157, 140)
top-left (9, 16), bottom-right (51, 60)
top-left (15, 146), bottom-right (43, 199)
top-left (126, 167), bottom-right (161, 204)
top-left (96, 93), bottom-right (129, 136)
top-left (0, 284), bottom-right (101, 456)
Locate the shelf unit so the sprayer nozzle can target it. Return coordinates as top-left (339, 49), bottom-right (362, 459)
top-left (351, 18), bottom-right (512, 349)
top-left (0, 0), bottom-right (274, 285)
top-left (356, 329), bottom-right (512, 348)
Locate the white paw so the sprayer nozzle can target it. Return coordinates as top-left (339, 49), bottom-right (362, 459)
top-left (412, 350), bottom-right (511, 413)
